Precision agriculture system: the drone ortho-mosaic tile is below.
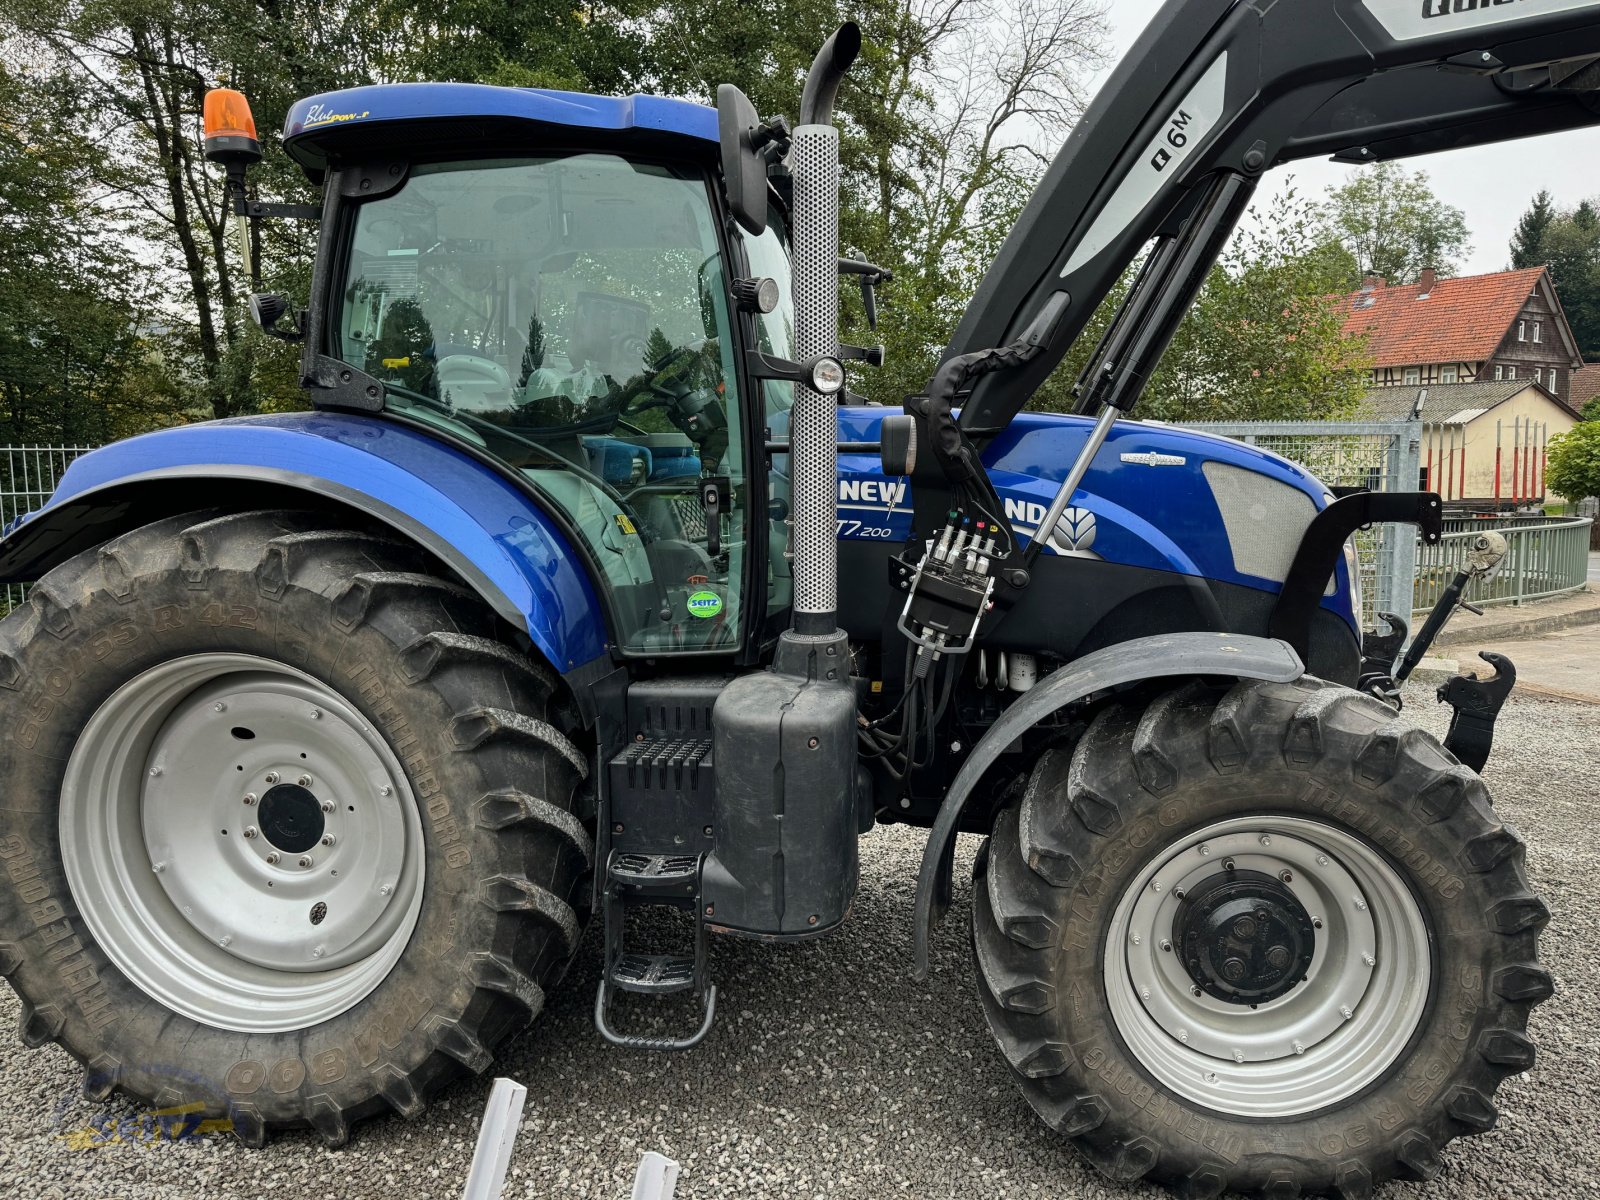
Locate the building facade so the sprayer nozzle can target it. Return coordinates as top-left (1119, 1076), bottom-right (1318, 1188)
top-left (1344, 267), bottom-right (1583, 406)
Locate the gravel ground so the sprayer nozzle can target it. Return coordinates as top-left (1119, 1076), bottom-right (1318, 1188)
top-left (0, 681), bottom-right (1594, 1200)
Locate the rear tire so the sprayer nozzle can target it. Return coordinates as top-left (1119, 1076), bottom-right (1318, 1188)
top-left (0, 510), bottom-right (594, 1145)
top-left (972, 676), bottom-right (1552, 1199)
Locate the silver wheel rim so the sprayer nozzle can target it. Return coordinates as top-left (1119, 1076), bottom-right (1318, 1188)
top-left (1104, 815), bottom-right (1431, 1118)
top-left (61, 653), bottom-right (425, 1033)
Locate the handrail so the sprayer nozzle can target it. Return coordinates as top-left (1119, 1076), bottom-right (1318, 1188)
top-left (1413, 517), bottom-right (1593, 615)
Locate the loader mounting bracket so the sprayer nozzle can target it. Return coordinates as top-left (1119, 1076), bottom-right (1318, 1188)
top-left (1270, 491), bottom-right (1443, 662)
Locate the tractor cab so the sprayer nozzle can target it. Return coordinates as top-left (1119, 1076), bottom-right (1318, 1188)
top-left (278, 85), bottom-right (803, 658)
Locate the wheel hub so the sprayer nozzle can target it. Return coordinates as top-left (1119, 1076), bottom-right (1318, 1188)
top-left (258, 783), bottom-right (326, 854)
top-left (1176, 869), bottom-right (1315, 1005)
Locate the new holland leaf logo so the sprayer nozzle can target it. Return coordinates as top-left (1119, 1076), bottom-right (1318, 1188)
top-left (1050, 507), bottom-right (1098, 553)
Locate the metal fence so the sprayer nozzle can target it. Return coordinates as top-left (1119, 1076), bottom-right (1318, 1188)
top-left (1415, 515), bottom-right (1594, 613)
top-left (1185, 420), bottom-right (1422, 630)
top-left (1, 446), bottom-right (94, 611)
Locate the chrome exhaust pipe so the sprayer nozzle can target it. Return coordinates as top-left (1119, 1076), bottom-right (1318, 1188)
top-left (787, 23), bottom-right (858, 636)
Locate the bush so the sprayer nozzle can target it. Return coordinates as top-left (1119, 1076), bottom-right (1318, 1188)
top-left (1546, 421), bottom-right (1600, 501)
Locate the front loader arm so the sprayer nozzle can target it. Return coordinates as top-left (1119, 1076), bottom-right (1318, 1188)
top-left (946, 0), bottom-right (1600, 436)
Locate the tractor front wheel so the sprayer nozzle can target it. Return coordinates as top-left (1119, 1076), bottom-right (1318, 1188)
top-left (973, 677), bottom-right (1552, 1198)
top-left (0, 510), bottom-right (592, 1144)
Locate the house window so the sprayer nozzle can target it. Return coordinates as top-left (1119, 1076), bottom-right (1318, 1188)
top-left (1519, 320), bottom-right (1527, 341)
top-left (1441, 366), bottom-right (1458, 383)
top-left (1549, 368), bottom-right (1560, 392)
top-left (1535, 367), bottom-right (1543, 384)
top-left (1534, 322), bottom-right (1543, 343)
top-left (1507, 366), bottom-right (1517, 379)
top-left (1404, 367), bottom-right (1421, 385)
top-left (1494, 364), bottom-right (1504, 380)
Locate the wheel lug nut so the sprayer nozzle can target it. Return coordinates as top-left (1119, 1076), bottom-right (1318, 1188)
top-left (214, 701), bottom-right (227, 713)
top-left (219, 935), bottom-right (232, 947)
top-left (1223, 858), bottom-right (1236, 871)
top-left (298, 775), bottom-right (312, 787)
top-left (379, 884), bottom-right (393, 896)
top-left (1363, 953), bottom-right (1376, 967)
top-left (243, 826), bottom-right (259, 840)
top-left (298, 855), bottom-right (314, 868)
top-left (265, 851), bottom-right (280, 864)
top-left (1354, 898), bottom-right (1368, 912)
top-left (1160, 939), bottom-right (1173, 952)
top-left (1292, 1040), bottom-right (1305, 1056)
top-left (309, 708), bottom-right (321, 720)
top-left (320, 800), bottom-right (334, 814)
top-left (1279, 869), bottom-right (1294, 883)
top-left (1177, 1030), bottom-right (1189, 1043)
top-left (320, 835), bottom-right (335, 847)
top-left (264, 772), bottom-right (279, 785)
top-left (1130, 932), bottom-right (1141, 945)
top-left (1191, 985), bottom-right (1203, 998)
top-left (243, 793), bottom-right (257, 806)
top-left (1232, 1049), bottom-right (1245, 1063)
top-left (1259, 834), bottom-right (1271, 846)
top-left (1312, 917), bottom-right (1323, 928)
top-left (1341, 1006), bottom-right (1354, 1020)
top-left (151, 861), bottom-right (165, 874)
top-left (379, 785), bottom-right (392, 797)
top-left (1139, 987), bottom-right (1151, 1000)
top-left (311, 945), bottom-right (325, 959)
top-left (1198, 843), bottom-right (1211, 857)
top-left (148, 766), bottom-right (163, 778)
top-left (1316, 854), bottom-right (1330, 866)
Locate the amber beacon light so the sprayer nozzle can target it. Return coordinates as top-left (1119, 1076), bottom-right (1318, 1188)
top-left (202, 87), bottom-right (261, 164)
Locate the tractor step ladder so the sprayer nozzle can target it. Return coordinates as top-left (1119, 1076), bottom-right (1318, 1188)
top-left (594, 848), bottom-right (717, 1049)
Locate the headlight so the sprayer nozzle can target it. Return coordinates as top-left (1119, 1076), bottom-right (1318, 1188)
top-left (809, 356), bottom-right (845, 396)
top-left (1343, 538), bottom-right (1365, 626)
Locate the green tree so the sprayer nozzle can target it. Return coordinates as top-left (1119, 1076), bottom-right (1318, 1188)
top-left (1546, 421), bottom-right (1600, 501)
top-left (1510, 189), bottom-right (1555, 269)
top-left (0, 61), bottom-right (185, 442)
top-left (1580, 396), bottom-right (1600, 422)
top-left (1031, 187), bottom-right (1369, 422)
top-left (1531, 205), bottom-right (1600, 358)
top-left (1320, 161), bottom-right (1471, 287)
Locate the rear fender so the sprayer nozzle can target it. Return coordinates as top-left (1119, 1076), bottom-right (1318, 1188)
top-left (0, 413), bottom-right (610, 678)
top-left (911, 631), bottom-right (1305, 979)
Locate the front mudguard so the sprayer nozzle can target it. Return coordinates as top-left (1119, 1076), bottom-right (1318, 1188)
top-left (910, 631), bottom-right (1305, 979)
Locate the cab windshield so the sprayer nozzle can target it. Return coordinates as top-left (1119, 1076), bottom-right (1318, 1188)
top-left (336, 153), bottom-right (770, 654)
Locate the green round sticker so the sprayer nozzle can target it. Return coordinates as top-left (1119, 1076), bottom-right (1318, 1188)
top-left (686, 590), bottom-right (724, 620)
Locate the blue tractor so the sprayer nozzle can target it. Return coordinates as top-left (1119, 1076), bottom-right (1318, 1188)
top-left (1, 2), bottom-right (1588, 1193)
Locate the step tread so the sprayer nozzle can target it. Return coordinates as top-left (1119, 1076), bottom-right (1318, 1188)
top-left (610, 952), bottom-right (698, 994)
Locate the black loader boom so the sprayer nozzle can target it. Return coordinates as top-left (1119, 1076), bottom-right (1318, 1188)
top-left (945, 0), bottom-right (1600, 436)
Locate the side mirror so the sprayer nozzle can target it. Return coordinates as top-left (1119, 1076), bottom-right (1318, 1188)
top-left (717, 85), bottom-right (768, 236)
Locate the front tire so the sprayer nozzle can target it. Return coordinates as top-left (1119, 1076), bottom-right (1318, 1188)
top-left (0, 510), bottom-right (593, 1145)
top-left (973, 677), bottom-right (1552, 1198)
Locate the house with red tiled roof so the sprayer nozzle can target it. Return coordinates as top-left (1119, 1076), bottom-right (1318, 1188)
top-left (1342, 266), bottom-right (1583, 409)
top-left (1567, 362), bottom-right (1600, 413)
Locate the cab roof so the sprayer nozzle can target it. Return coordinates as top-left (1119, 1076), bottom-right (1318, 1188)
top-left (282, 82), bottom-right (718, 172)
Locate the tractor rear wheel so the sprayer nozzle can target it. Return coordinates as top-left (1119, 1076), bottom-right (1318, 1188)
top-left (973, 676), bottom-right (1552, 1199)
top-left (0, 510), bottom-right (593, 1144)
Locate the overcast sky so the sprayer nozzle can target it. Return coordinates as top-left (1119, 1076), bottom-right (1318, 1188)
top-left (1095, 0), bottom-right (1600, 276)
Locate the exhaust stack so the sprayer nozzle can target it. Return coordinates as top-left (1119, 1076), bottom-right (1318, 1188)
top-left (787, 22), bottom-right (859, 636)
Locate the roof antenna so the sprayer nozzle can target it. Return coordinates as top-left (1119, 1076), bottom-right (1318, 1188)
top-left (1411, 388), bottom-right (1428, 421)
